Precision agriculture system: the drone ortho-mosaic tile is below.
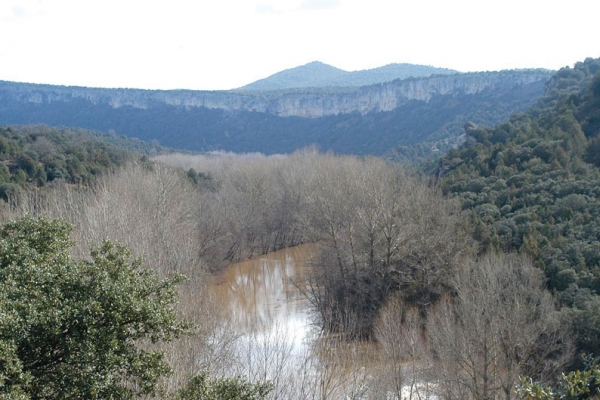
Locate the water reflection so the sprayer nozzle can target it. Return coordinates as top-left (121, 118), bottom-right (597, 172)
top-left (213, 244), bottom-right (315, 355)
top-left (209, 244), bottom-right (437, 399)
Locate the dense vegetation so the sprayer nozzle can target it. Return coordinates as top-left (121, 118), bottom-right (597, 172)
top-left (0, 215), bottom-right (192, 398)
top-left (0, 125), bottom-right (144, 200)
top-left (518, 355), bottom-right (600, 399)
top-left (440, 57), bottom-right (600, 357)
top-left (0, 144), bottom-right (581, 398)
top-left (0, 215), bottom-right (275, 399)
top-left (0, 124), bottom-right (181, 201)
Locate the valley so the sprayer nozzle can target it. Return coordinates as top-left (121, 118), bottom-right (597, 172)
top-left (0, 57), bottom-right (599, 399)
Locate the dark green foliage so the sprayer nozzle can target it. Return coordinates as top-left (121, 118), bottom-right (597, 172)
top-left (0, 125), bottom-right (137, 195)
top-left (177, 371), bottom-right (273, 400)
top-left (584, 135), bottom-right (600, 166)
top-left (518, 354), bottom-right (600, 399)
top-left (185, 168), bottom-right (218, 191)
top-left (440, 57), bottom-right (600, 356)
top-left (0, 215), bottom-right (193, 399)
top-left (187, 167), bottom-right (200, 184)
top-left (82, 128), bottom-right (177, 155)
top-left (384, 137), bottom-right (463, 167)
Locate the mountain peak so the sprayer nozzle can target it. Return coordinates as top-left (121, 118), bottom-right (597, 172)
top-left (304, 60), bottom-right (332, 66)
top-left (238, 61), bottom-right (345, 91)
top-left (237, 61), bottom-right (458, 91)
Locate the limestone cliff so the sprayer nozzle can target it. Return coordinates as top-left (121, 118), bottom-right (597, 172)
top-left (0, 70), bottom-right (552, 119)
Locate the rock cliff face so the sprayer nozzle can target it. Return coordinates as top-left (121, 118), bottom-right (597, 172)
top-left (0, 70), bottom-right (552, 118)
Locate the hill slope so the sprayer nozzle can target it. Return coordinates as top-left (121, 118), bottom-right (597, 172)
top-left (0, 123), bottom-right (182, 201)
top-left (0, 126), bottom-right (126, 199)
top-left (0, 70), bottom-right (552, 156)
top-left (439, 57), bottom-right (600, 355)
top-left (238, 61), bottom-right (458, 90)
top-left (238, 61), bottom-right (347, 90)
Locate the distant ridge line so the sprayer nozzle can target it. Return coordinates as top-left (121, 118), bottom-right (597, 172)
top-left (237, 60), bottom-right (459, 91)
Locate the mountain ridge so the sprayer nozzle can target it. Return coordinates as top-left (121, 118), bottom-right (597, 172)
top-left (237, 60), bottom-right (459, 90)
top-left (0, 69), bottom-right (553, 119)
top-left (0, 68), bottom-right (552, 156)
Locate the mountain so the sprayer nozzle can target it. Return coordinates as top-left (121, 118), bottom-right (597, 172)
top-left (237, 61), bottom-right (458, 90)
top-left (239, 61), bottom-right (346, 90)
top-left (0, 69), bottom-right (553, 156)
top-left (0, 69), bottom-right (550, 118)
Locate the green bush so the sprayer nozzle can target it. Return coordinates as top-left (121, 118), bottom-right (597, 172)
top-left (518, 355), bottom-right (600, 399)
top-left (177, 371), bottom-right (273, 400)
top-left (0, 215), bottom-right (193, 399)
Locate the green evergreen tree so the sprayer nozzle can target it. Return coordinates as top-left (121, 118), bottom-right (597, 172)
top-left (0, 215), bottom-right (193, 399)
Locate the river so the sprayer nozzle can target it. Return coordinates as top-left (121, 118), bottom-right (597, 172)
top-left (209, 244), bottom-right (436, 399)
top-left (212, 244), bottom-right (315, 355)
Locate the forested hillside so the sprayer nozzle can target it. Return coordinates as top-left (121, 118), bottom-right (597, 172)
top-left (440, 57), bottom-right (600, 356)
top-left (0, 125), bottom-right (172, 201)
top-left (0, 70), bottom-right (551, 156)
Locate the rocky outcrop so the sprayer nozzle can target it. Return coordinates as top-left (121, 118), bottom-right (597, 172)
top-left (0, 70), bottom-right (552, 119)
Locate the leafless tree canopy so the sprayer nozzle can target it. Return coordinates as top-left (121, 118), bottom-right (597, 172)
top-left (426, 253), bottom-right (574, 400)
top-left (0, 149), bottom-right (574, 398)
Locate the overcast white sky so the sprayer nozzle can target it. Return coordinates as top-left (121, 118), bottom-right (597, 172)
top-left (1, 0), bottom-right (599, 90)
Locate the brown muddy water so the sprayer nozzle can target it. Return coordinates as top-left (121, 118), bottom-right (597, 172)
top-left (209, 244), bottom-right (436, 399)
top-left (212, 244), bottom-right (316, 354)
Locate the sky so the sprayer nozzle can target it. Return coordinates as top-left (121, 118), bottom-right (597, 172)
top-left (1, 0), bottom-right (599, 91)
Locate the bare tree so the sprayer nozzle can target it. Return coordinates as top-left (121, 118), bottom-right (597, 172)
top-left (302, 154), bottom-right (469, 338)
top-left (375, 296), bottom-right (431, 399)
top-left (8, 149), bottom-right (569, 399)
top-left (427, 253), bottom-right (574, 400)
